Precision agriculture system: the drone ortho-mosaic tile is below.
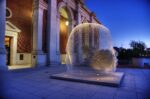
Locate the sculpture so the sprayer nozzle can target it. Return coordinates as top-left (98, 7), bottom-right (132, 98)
top-left (66, 23), bottom-right (117, 72)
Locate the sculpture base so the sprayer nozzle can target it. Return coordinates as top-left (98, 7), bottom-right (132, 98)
top-left (50, 71), bottom-right (124, 87)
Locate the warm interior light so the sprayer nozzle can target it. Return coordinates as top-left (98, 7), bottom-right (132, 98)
top-left (65, 21), bottom-right (69, 26)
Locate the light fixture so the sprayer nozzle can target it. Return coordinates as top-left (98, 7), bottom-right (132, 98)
top-left (65, 21), bottom-right (69, 26)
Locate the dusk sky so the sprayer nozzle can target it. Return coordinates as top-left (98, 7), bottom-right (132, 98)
top-left (85, 0), bottom-right (150, 48)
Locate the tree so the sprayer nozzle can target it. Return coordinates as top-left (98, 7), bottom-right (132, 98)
top-left (130, 41), bottom-right (146, 51)
top-left (130, 41), bottom-right (146, 57)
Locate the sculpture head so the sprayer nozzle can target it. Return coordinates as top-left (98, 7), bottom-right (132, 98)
top-left (66, 23), bottom-right (117, 72)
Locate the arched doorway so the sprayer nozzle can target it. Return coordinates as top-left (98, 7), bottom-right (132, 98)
top-left (59, 7), bottom-right (72, 64)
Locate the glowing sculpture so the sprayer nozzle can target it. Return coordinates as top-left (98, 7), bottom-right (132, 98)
top-left (66, 23), bottom-right (117, 72)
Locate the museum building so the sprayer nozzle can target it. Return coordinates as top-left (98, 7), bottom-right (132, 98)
top-left (0, 0), bottom-right (100, 70)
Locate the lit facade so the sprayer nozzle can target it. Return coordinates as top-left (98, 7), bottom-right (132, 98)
top-left (0, 0), bottom-right (100, 70)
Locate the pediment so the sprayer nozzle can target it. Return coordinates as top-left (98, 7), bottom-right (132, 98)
top-left (6, 21), bottom-right (21, 33)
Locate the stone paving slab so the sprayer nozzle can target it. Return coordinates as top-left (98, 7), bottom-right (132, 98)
top-left (1, 66), bottom-right (150, 99)
top-left (50, 71), bottom-right (124, 87)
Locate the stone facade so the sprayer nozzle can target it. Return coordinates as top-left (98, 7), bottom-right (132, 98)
top-left (0, 0), bottom-right (100, 70)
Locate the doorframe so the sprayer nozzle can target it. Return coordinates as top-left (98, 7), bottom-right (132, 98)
top-left (5, 31), bottom-right (17, 65)
top-left (5, 21), bottom-right (21, 66)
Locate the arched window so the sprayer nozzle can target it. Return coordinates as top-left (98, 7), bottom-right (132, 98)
top-left (6, 7), bottom-right (12, 18)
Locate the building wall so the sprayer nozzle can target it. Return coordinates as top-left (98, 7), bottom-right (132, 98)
top-left (6, 0), bottom-right (33, 53)
top-left (4, 0), bottom-right (101, 66)
top-left (63, 0), bottom-right (100, 24)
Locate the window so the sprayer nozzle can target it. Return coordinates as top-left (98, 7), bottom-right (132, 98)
top-left (6, 7), bottom-right (12, 18)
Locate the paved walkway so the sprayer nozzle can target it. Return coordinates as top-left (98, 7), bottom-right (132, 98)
top-left (1, 65), bottom-right (150, 99)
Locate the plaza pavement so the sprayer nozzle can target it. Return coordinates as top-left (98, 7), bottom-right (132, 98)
top-left (1, 65), bottom-right (150, 99)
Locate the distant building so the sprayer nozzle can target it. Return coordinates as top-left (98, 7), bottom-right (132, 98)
top-left (147, 48), bottom-right (150, 51)
top-left (0, 0), bottom-right (100, 70)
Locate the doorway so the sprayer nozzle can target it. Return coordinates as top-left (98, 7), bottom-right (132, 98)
top-left (5, 36), bottom-right (11, 65)
top-left (59, 7), bottom-right (70, 64)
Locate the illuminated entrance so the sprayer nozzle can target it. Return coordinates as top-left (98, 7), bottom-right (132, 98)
top-left (5, 21), bottom-right (31, 69)
top-left (5, 21), bottom-right (20, 67)
top-left (5, 36), bottom-right (11, 65)
top-left (59, 7), bottom-right (71, 64)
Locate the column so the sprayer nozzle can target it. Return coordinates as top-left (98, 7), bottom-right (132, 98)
top-left (10, 33), bottom-right (18, 65)
top-left (90, 13), bottom-right (95, 48)
top-left (0, 0), bottom-right (7, 70)
top-left (77, 1), bottom-right (83, 64)
top-left (78, 30), bottom-right (83, 64)
top-left (55, 12), bottom-right (61, 64)
top-left (70, 20), bottom-right (76, 65)
top-left (92, 26), bottom-right (95, 48)
top-left (90, 12), bottom-right (94, 23)
top-left (32, 0), bottom-right (47, 67)
top-left (90, 13), bottom-right (95, 49)
top-left (56, 14), bottom-right (60, 58)
top-left (77, 1), bottom-right (82, 24)
top-left (46, 0), bottom-right (60, 65)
